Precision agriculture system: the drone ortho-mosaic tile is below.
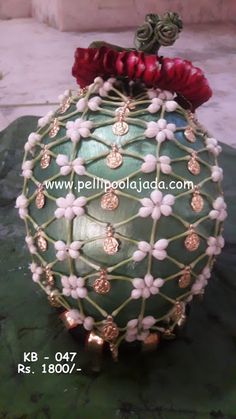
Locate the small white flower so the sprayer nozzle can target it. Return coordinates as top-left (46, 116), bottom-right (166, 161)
top-left (56, 154), bottom-right (85, 176)
top-left (38, 111), bottom-right (54, 128)
top-left (55, 193), bottom-right (86, 220)
top-left (58, 89), bottom-right (70, 104)
top-left (131, 274), bottom-right (164, 299)
top-left (152, 239), bottom-right (169, 260)
top-left (125, 316), bottom-right (156, 342)
top-left (65, 309), bottom-right (94, 330)
top-left (206, 236), bottom-right (224, 256)
top-left (147, 89), bottom-right (174, 100)
top-left (144, 118), bottom-right (176, 143)
top-left (141, 154), bottom-right (171, 174)
top-left (139, 190), bottom-right (175, 220)
top-left (209, 197), bottom-right (227, 221)
top-left (191, 266), bottom-right (211, 294)
top-left (132, 241), bottom-right (151, 262)
top-left (21, 160), bottom-right (33, 178)
top-left (66, 118), bottom-right (93, 143)
top-left (54, 240), bottom-right (82, 260)
top-left (61, 275), bottom-right (87, 298)
top-left (24, 132), bottom-right (41, 154)
top-left (25, 235), bottom-right (37, 254)
top-left (30, 262), bottom-right (43, 282)
top-left (211, 166), bottom-right (223, 182)
top-left (15, 194), bottom-right (28, 219)
top-left (147, 98), bottom-right (163, 113)
top-left (88, 96), bottom-right (102, 111)
top-left (93, 77), bottom-right (115, 96)
top-left (164, 100), bottom-right (178, 112)
top-left (76, 97), bottom-right (88, 112)
top-left (206, 137), bottom-right (222, 156)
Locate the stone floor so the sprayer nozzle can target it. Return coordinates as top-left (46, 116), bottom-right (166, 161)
top-left (0, 18), bottom-right (235, 146)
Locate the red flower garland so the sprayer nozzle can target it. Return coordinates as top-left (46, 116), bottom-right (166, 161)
top-left (72, 46), bottom-right (212, 110)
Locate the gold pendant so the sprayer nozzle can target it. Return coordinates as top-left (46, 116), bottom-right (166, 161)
top-left (171, 301), bottom-right (186, 326)
top-left (101, 316), bottom-right (119, 342)
top-left (103, 225), bottom-right (119, 255)
top-left (191, 187), bottom-right (204, 212)
top-left (101, 188), bottom-right (119, 211)
top-left (184, 126), bottom-right (196, 142)
top-left (184, 226), bottom-right (200, 252)
top-left (44, 265), bottom-right (54, 286)
top-left (58, 97), bottom-right (71, 114)
top-left (36, 229), bottom-right (47, 252)
top-left (40, 147), bottom-right (51, 169)
top-left (112, 121), bottom-right (129, 136)
top-left (93, 268), bottom-right (110, 294)
top-left (48, 291), bottom-right (61, 307)
top-left (106, 145), bottom-right (123, 169)
top-left (49, 118), bottom-right (59, 138)
top-left (188, 153), bottom-right (200, 175)
top-left (35, 184), bottom-right (45, 209)
top-left (178, 266), bottom-right (191, 288)
top-left (142, 333), bottom-right (159, 352)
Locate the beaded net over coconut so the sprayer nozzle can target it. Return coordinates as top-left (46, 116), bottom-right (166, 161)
top-left (16, 14), bottom-right (226, 361)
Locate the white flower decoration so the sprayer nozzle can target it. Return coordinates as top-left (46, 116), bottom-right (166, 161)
top-left (30, 262), bottom-right (43, 282)
top-left (125, 316), bottom-right (156, 342)
top-left (76, 97), bottom-right (88, 112)
top-left (21, 160), bottom-right (33, 178)
top-left (61, 275), bottom-right (87, 298)
top-left (38, 111), bottom-right (54, 128)
top-left (25, 235), bottom-right (37, 254)
top-left (56, 154), bottom-right (85, 176)
top-left (58, 89), bottom-right (70, 104)
top-left (24, 132), bottom-right (41, 153)
top-left (164, 100), bottom-right (178, 112)
top-left (66, 118), bottom-right (93, 143)
top-left (209, 197), bottom-right (227, 221)
top-left (206, 137), bottom-right (222, 156)
top-left (55, 193), bottom-right (86, 220)
top-left (147, 89), bottom-right (174, 100)
top-left (211, 166), bottom-right (223, 182)
top-left (131, 274), bottom-right (164, 299)
top-left (54, 240), bottom-right (82, 260)
top-left (15, 194), bottom-right (28, 219)
top-left (141, 154), bottom-right (171, 174)
top-left (139, 190), bottom-right (175, 220)
top-left (144, 118), bottom-right (176, 143)
top-left (152, 239), bottom-right (169, 260)
top-left (65, 309), bottom-right (94, 331)
top-left (93, 77), bottom-right (115, 96)
top-left (191, 266), bottom-right (211, 295)
top-left (147, 98), bottom-right (163, 113)
top-left (206, 235), bottom-right (224, 256)
top-left (132, 239), bottom-right (168, 262)
top-left (88, 96), bottom-right (102, 111)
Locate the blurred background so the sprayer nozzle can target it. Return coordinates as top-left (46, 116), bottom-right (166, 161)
top-left (0, 0), bottom-right (236, 145)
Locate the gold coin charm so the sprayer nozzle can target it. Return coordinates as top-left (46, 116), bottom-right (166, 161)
top-left (103, 225), bottom-right (119, 255)
top-left (93, 269), bottom-right (111, 294)
top-left (36, 229), bottom-right (48, 252)
top-left (40, 146), bottom-right (51, 169)
top-left (184, 226), bottom-right (200, 252)
top-left (191, 186), bottom-right (204, 212)
top-left (44, 265), bottom-right (54, 286)
top-left (171, 301), bottom-right (186, 326)
top-left (178, 266), bottom-right (191, 288)
top-left (101, 188), bottom-right (119, 211)
top-left (35, 184), bottom-right (45, 209)
top-left (48, 291), bottom-right (61, 307)
top-left (188, 153), bottom-right (200, 175)
top-left (49, 118), bottom-right (59, 138)
top-left (184, 126), bottom-right (196, 143)
top-left (112, 121), bottom-right (129, 136)
top-left (58, 97), bottom-right (71, 114)
top-left (142, 333), bottom-right (160, 352)
top-left (106, 145), bottom-right (123, 169)
top-left (101, 316), bottom-right (119, 342)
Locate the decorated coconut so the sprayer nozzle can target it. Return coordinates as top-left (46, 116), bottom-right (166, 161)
top-left (16, 13), bottom-right (227, 361)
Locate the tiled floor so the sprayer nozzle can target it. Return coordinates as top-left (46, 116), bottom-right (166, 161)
top-left (0, 18), bottom-right (235, 146)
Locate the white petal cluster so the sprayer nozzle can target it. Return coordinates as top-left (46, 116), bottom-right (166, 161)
top-left (54, 240), bottom-right (82, 260)
top-left (61, 275), bottom-right (87, 298)
top-left (55, 193), bottom-right (86, 220)
top-left (141, 154), bottom-right (171, 174)
top-left (209, 197), bottom-right (227, 221)
top-left (139, 190), bottom-right (175, 220)
top-left (145, 118), bottom-right (176, 143)
top-left (132, 239), bottom-right (169, 262)
top-left (56, 154), bottom-right (85, 176)
top-left (131, 274), bottom-right (164, 299)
